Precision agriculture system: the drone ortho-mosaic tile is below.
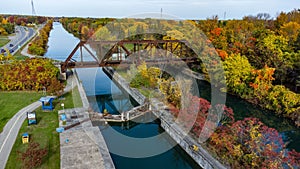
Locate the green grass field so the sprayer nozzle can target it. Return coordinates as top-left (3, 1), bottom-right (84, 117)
top-left (0, 92), bottom-right (43, 133)
top-left (5, 86), bottom-right (83, 169)
top-left (0, 36), bottom-right (9, 48)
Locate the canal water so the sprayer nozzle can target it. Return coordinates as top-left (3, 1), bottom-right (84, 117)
top-left (76, 67), bottom-right (202, 169)
top-left (45, 22), bottom-right (300, 168)
top-left (46, 22), bottom-right (203, 169)
top-left (45, 22), bottom-right (80, 60)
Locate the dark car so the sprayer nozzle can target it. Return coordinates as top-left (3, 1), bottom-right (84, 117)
top-left (9, 49), bottom-right (14, 53)
top-left (0, 49), bottom-right (5, 53)
top-left (9, 44), bottom-right (13, 47)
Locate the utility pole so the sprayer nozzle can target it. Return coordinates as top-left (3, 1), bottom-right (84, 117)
top-left (161, 8), bottom-right (163, 19)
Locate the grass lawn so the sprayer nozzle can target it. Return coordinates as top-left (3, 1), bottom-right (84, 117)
top-left (0, 36), bottom-right (9, 47)
top-left (5, 86), bottom-right (83, 169)
top-left (0, 92), bottom-right (43, 133)
top-left (14, 53), bottom-right (29, 61)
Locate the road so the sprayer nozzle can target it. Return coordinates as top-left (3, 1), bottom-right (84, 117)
top-left (0, 101), bottom-right (41, 169)
top-left (0, 26), bottom-right (36, 56)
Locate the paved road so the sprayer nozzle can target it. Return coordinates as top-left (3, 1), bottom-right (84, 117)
top-left (1, 26), bottom-right (36, 56)
top-left (21, 24), bottom-right (45, 58)
top-left (0, 101), bottom-right (41, 169)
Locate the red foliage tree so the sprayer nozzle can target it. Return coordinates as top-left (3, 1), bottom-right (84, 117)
top-left (173, 95), bottom-right (234, 138)
top-left (210, 117), bottom-right (300, 168)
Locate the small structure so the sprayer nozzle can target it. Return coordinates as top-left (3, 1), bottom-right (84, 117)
top-left (56, 127), bottom-right (65, 133)
top-left (60, 113), bottom-right (67, 125)
top-left (191, 144), bottom-right (199, 152)
top-left (39, 96), bottom-right (55, 111)
top-left (22, 133), bottom-right (29, 144)
top-left (27, 111), bottom-right (37, 125)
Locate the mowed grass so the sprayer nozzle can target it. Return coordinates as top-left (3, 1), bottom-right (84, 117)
top-left (0, 91), bottom-right (43, 133)
top-left (5, 86), bottom-right (83, 169)
top-left (0, 36), bottom-right (9, 47)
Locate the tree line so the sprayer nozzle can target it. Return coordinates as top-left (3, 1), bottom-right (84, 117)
top-left (28, 20), bottom-right (53, 56)
top-left (60, 17), bottom-right (114, 41)
top-left (60, 10), bottom-right (300, 127)
top-left (127, 62), bottom-right (300, 168)
top-left (0, 15), bottom-right (49, 36)
top-left (0, 57), bottom-right (63, 94)
top-left (0, 15), bottom-right (48, 26)
top-left (192, 10), bottom-right (300, 127)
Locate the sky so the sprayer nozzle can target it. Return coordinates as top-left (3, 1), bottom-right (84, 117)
top-left (1, 0), bottom-right (300, 19)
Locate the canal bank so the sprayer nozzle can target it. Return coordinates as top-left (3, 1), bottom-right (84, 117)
top-left (59, 71), bottom-right (115, 169)
top-left (103, 67), bottom-right (226, 169)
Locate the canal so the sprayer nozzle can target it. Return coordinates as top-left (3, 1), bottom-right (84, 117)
top-left (46, 22), bottom-right (203, 169)
top-left (76, 68), bottom-right (202, 169)
top-left (45, 22), bottom-right (300, 168)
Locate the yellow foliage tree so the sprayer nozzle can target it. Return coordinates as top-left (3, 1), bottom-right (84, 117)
top-left (137, 61), bottom-right (148, 79)
top-left (1, 18), bottom-right (8, 24)
top-left (280, 22), bottom-right (300, 42)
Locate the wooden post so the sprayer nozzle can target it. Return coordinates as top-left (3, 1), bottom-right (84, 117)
top-left (121, 112), bottom-right (124, 121)
top-left (296, 76), bottom-right (300, 92)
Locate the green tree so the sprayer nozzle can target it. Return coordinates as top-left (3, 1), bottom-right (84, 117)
top-left (223, 54), bottom-right (253, 98)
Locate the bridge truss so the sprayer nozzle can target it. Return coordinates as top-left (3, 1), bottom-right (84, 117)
top-left (61, 39), bottom-right (198, 72)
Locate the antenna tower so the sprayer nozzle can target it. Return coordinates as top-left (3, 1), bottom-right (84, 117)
top-left (31, 0), bottom-right (37, 16)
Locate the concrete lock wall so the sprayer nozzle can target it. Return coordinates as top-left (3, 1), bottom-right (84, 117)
top-left (103, 67), bottom-right (227, 169)
top-left (103, 67), bottom-right (146, 105)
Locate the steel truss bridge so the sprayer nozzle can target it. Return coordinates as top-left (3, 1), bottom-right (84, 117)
top-left (60, 39), bottom-right (199, 72)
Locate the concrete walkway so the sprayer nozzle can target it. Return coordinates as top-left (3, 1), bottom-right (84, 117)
top-left (59, 70), bottom-right (115, 169)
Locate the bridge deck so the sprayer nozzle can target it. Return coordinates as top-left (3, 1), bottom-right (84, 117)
top-left (61, 57), bottom-right (198, 71)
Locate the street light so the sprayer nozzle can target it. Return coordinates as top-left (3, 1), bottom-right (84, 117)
top-left (61, 103), bottom-right (65, 113)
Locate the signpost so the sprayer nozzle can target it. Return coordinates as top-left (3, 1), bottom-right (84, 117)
top-left (27, 111), bottom-right (37, 125)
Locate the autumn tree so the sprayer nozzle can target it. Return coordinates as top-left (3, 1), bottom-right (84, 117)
top-left (129, 61), bottom-right (162, 88)
top-left (0, 58), bottom-right (63, 93)
top-left (210, 118), bottom-right (300, 168)
top-left (0, 49), bottom-right (14, 63)
top-left (223, 54), bottom-right (253, 98)
top-left (250, 65), bottom-right (275, 103)
top-left (28, 20), bottom-right (53, 56)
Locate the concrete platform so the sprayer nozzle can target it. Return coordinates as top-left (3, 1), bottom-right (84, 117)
top-left (60, 128), bottom-right (105, 169)
top-left (59, 71), bottom-right (115, 169)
